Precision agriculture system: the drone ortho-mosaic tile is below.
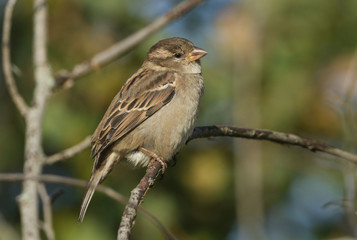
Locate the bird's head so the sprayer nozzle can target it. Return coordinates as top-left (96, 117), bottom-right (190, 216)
top-left (144, 37), bottom-right (207, 73)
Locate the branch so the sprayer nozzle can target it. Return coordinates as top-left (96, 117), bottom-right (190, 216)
top-left (189, 125), bottom-right (357, 164)
top-left (45, 125), bottom-right (357, 166)
top-left (0, 173), bottom-right (176, 240)
top-left (2, 0), bottom-right (29, 117)
top-left (118, 161), bottom-right (163, 240)
top-left (37, 184), bottom-right (55, 240)
top-left (117, 125), bottom-right (357, 237)
top-left (40, 126), bottom-right (357, 239)
top-left (19, 1), bottom-right (54, 239)
top-left (54, 0), bottom-right (205, 89)
top-left (45, 136), bottom-right (91, 164)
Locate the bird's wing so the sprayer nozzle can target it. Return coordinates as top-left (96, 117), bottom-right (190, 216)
top-left (90, 68), bottom-right (176, 163)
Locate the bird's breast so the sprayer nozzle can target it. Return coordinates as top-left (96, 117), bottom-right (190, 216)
top-left (140, 73), bottom-right (204, 160)
top-left (122, 73), bottom-right (204, 166)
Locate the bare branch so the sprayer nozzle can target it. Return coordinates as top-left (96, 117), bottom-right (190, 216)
top-left (189, 125), bottom-right (357, 164)
top-left (46, 136), bottom-right (91, 164)
top-left (2, 0), bottom-right (29, 117)
top-left (0, 173), bottom-right (176, 240)
top-left (45, 125), bottom-right (357, 166)
top-left (37, 184), bottom-right (55, 240)
top-left (19, 1), bottom-right (55, 239)
top-left (118, 161), bottom-right (163, 240)
top-left (117, 124), bottom-right (357, 237)
top-left (54, 0), bottom-right (205, 89)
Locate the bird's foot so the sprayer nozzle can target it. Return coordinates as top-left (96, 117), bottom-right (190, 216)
top-left (138, 147), bottom-right (167, 174)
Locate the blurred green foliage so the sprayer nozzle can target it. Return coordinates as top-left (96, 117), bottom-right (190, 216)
top-left (1, 0), bottom-right (357, 239)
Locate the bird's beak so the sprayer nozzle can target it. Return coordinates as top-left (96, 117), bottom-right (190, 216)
top-left (186, 47), bottom-right (207, 62)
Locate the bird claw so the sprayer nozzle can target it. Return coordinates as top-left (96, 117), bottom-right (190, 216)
top-left (138, 147), bottom-right (167, 174)
top-left (155, 157), bottom-right (167, 174)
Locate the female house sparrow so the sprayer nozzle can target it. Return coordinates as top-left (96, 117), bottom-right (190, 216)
top-left (79, 37), bottom-right (207, 222)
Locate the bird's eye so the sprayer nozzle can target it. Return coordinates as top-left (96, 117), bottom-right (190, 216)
top-left (174, 53), bottom-right (182, 58)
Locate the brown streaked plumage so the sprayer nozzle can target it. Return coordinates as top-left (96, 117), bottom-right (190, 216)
top-left (79, 37), bottom-right (207, 223)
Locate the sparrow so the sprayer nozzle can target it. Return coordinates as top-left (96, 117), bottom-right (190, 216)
top-left (78, 37), bottom-right (207, 222)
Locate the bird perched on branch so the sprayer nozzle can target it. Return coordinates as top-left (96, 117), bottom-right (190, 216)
top-left (79, 37), bottom-right (207, 222)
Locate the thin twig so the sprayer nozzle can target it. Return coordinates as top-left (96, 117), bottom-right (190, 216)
top-left (54, 0), bottom-right (205, 89)
top-left (46, 136), bottom-right (91, 164)
top-left (38, 184), bottom-right (55, 240)
top-left (189, 125), bottom-right (357, 163)
top-left (2, 0), bottom-right (28, 117)
top-left (0, 173), bottom-right (176, 240)
top-left (118, 161), bottom-right (163, 240)
top-left (49, 189), bottom-right (64, 204)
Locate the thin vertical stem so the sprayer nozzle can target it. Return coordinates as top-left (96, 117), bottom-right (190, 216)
top-left (2, 0), bottom-right (28, 117)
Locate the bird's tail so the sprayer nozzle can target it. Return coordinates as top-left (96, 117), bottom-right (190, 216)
top-left (78, 152), bottom-right (120, 223)
top-left (78, 170), bottom-right (102, 223)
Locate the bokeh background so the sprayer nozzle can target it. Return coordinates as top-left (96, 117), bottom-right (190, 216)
top-left (1, 0), bottom-right (357, 239)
